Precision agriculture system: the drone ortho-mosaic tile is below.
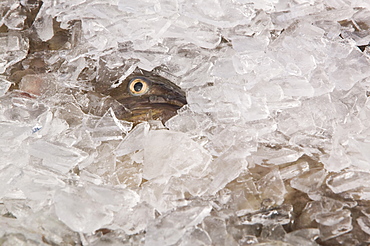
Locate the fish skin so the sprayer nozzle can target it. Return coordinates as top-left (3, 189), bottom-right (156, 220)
top-left (86, 68), bottom-right (187, 124)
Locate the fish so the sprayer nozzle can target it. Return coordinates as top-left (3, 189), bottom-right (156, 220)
top-left (83, 68), bottom-right (187, 124)
top-left (2, 4), bottom-right (186, 124)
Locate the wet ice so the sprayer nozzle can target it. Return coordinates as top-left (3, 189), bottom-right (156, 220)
top-left (2, 0), bottom-right (370, 245)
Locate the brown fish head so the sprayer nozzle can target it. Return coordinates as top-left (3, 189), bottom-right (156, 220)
top-left (106, 70), bottom-right (187, 123)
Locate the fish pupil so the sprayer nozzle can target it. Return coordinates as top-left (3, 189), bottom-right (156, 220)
top-left (134, 82), bottom-right (143, 92)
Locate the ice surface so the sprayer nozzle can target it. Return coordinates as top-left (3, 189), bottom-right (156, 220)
top-left (2, 0), bottom-right (370, 245)
top-left (290, 168), bottom-right (327, 200)
top-left (239, 204), bottom-right (293, 225)
top-left (284, 228), bottom-right (320, 246)
top-left (145, 203), bottom-right (212, 245)
top-left (0, 33), bottom-right (29, 73)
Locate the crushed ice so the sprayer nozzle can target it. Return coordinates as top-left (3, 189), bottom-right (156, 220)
top-left (1, 0), bottom-right (370, 245)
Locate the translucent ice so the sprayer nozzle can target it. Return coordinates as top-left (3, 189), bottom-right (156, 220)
top-left (0, 76), bottom-right (12, 96)
top-left (284, 228), bottom-right (320, 246)
top-left (178, 227), bottom-right (212, 246)
top-left (3, 0), bottom-right (370, 245)
top-left (1, 1), bottom-right (27, 30)
top-left (33, 4), bottom-right (54, 41)
top-left (202, 216), bottom-right (238, 246)
top-left (290, 168), bottom-right (327, 200)
top-left (0, 33), bottom-right (29, 73)
top-left (28, 139), bottom-right (88, 173)
top-left (145, 203), bottom-right (212, 245)
top-left (326, 171), bottom-right (370, 194)
top-left (239, 204), bottom-right (293, 225)
top-left (206, 151), bottom-right (248, 195)
top-left (54, 185), bottom-right (139, 233)
top-left (143, 129), bottom-right (211, 181)
top-left (297, 197), bottom-right (353, 242)
top-left (316, 209), bottom-right (353, 240)
top-left (115, 122), bottom-right (150, 157)
top-left (257, 168), bottom-right (287, 205)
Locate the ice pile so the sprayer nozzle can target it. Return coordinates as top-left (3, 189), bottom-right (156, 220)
top-left (2, 0), bottom-right (370, 245)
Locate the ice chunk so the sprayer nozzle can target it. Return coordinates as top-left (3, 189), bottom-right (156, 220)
top-left (115, 122), bottom-right (150, 157)
top-left (224, 175), bottom-right (261, 215)
top-left (284, 228), bottom-right (320, 246)
top-left (290, 168), bottom-right (327, 200)
top-left (143, 129), bottom-right (211, 181)
top-left (326, 171), bottom-right (370, 194)
top-left (28, 139), bottom-right (88, 173)
top-left (180, 0), bottom-right (255, 28)
top-left (257, 169), bottom-right (287, 205)
top-left (357, 216), bottom-right (370, 236)
top-left (15, 167), bottom-right (65, 208)
top-left (85, 109), bottom-right (132, 142)
top-left (33, 11), bottom-right (54, 41)
top-left (0, 76), bottom-right (12, 97)
top-left (271, 76), bottom-right (314, 98)
top-left (328, 50), bottom-right (370, 91)
top-left (202, 216), bottom-right (238, 245)
top-left (0, 122), bottom-right (31, 152)
top-left (280, 161), bottom-right (310, 180)
top-left (239, 204), bottom-right (293, 225)
top-left (145, 203), bottom-right (212, 245)
top-left (2, 2), bottom-right (27, 30)
top-left (268, 22), bottom-right (326, 77)
top-left (231, 35), bottom-right (269, 53)
top-left (19, 74), bottom-right (58, 97)
top-left (0, 32), bottom-right (29, 73)
top-left (54, 185), bottom-right (139, 233)
top-left (260, 224), bottom-right (287, 241)
top-left (212, 57), bottom-right (239, 78)
top-left (296, 197), bottom-right (352, 241)
top-left (114, 202), bottom-right (155, 235)
top-left (252, 146), bottom-right (303, 166)
top-left (178, 227), bottom-right (212, 246)
top-left (54, 187), bottom-right (113, 233)
top-left (0, 165), bottom-right (22, 198)
top-left (206, 151), bottom-right (248, 195)
top-left (187, 83), bottom-right (269, 123)
top-left (316, 209), bottom-right (353, 241)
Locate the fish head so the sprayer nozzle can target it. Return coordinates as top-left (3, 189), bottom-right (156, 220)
top-left (106, 70), bottom-right (187, 123)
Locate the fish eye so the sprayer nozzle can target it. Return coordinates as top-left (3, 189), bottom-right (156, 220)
top-left (129, 78), bottom-right (150, 96)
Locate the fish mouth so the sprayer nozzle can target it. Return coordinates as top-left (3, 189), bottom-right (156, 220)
top-left (125, 95), bottom-right (187, 123)
top-left (125, 105), bottom-right (182, 123)
top-left (148, 94), bottom-right (187, 108)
